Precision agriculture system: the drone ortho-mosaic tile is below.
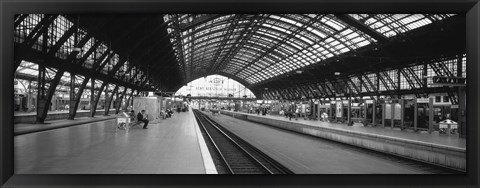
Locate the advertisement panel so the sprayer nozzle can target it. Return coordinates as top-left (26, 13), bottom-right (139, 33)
top-left (394, 103), bottom-right (402, 120)
top-left (336, 102), bottom-right (343, 118)
top-left (385, 104), bottom-right (392, 119)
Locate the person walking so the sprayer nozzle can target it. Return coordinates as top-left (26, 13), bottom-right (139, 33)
top-left (137, 110), bottom-right (149, 129)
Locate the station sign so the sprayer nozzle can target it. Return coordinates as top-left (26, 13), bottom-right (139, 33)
top-left (431, 76), bottom-right (466, 86)
top-left (417, 98), bottom-right (430, 103)
top-left (365, 100), bottom-right (374, 104)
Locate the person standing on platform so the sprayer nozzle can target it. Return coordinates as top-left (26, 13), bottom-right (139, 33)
top-left (137, 110), bottom-right (149, 129)
top-left (288, 102), bottom-right (297, 121)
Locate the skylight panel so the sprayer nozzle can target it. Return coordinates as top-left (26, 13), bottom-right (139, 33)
top-left (324, 19), bottom-right (344, 31)
top-left (279, 17), bottom-right (303, 28)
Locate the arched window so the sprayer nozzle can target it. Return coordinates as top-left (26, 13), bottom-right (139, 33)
top-left (175, 74), bottom-right (256, 98)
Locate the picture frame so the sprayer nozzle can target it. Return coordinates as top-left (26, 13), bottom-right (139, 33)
top-left (1, 0), bottom-right (479, 187)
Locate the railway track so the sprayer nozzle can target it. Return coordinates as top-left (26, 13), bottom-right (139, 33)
top-left (193, 109), bottom-right (294, 174)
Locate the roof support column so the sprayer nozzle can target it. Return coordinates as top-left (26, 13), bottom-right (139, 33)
top-left (116, 88), bottom-right (128, 114)
top-left (91, 82), bottom-right (106, 117)
top-left (37, 69), bottom-right (65, 123)
top-left (125, 90), bottom-right (134, 111)
top-left (67, 72), bottom-right (76, 119)
top-left (105, 85), bottom-right (119, 115)
top-left (69, 76), bottom-right (90, 119)
top-left (90, 78), bottom-right (96, 117)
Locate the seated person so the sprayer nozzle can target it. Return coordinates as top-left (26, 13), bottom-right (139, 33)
top-left (129, 110), bottom-right (136, 121)
top-left (137, 110), bottom-right (149, 129)
top-left (160, 108), bottom-right (166, 119)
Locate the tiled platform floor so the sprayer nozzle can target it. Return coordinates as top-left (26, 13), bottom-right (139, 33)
top-left (15, 110), bottom-right (208, 174)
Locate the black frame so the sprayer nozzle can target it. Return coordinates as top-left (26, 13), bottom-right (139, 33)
top-left (1, 0), bottom-right (479, 187)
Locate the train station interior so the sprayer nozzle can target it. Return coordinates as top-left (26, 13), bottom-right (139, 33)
top-left (4, 9), bottom-right (479, 186)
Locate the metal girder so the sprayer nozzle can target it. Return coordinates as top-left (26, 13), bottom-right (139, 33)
top-left (170, 15), bottom-right (189, 82)
top-left (17, 44), bottom-right (145, 90)
top-left (77, 41), bottom-right (101, 65)
top-left (235, 15), bottom-right (320, 77)
top-left (90, 56), bottom-right (130, 116)
top-left (377, 72), bottom-right (391, 91)
top-left (272, 89), bottom-right (284, 100)
top-left (303, 85), bottom-right (314, 98)
top-left (14, 14), bottom-right (29, 29)
top-left (305, 84), bottom-right (318, 98)
top-left (50, 28), bottom-right (78, 57)
top-left (262, 91), bottom-right (269, 100)
top-left (68, 76), bottom-right (90, 119)
top-left (69, 59), bottom-right (132, 119)
top-left (380, 71), bottom-right (398, 90)
top-left (399, 69), bottom-right (418, 91)
top-left (270, 91), bottom-right (277, 100)
top-left (105, 85), bottom-right (119, 115)
top-left (299, 85), bottom-right (311, 98)
top-left (293, 87), bottom-right (302, 99)
top-left (207, 14), bottom-right (243, 75)
top-left (347, 77), bottom-right (361, 94)
top-left (15, 15), bottom-right (58, 70)
top-left (356, 75), bottom-right (370, 94)
top-left (362, 74), bottom-right (378, 94)
top-left (290, 88), bottom-right (297, 99)
top-left (24, 15), bottom-right (58, 47)
top-left (35, 18), bottom-right (79, 123)
top-left (116, 87), bottom-right (128, 114)
top-left (323, 82), bottom-right (335, 96)
top-left (334, 14), bottom-right (389, 43)
top-left (312, 83), bottom-right (325, 97)
top-left (178, 14), bottom-right (223, 31)
top-left (90, 82), bottom-right (107, 117)
top-left (125, 89), bottom-right (135, 111)
top-left (279, 90), bottom-right (287, 100)
top-left (405, 67), bottom-right (424, 88)
top-left (37, 69), bottom-right (65, 123)
top-left (140, 76), bottom-right (150, 88)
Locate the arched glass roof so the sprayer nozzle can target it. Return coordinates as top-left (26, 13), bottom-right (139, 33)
top-left (165, 14), bottom-right (454, 85)
top-left (175, 74), bottom-right (256, 98)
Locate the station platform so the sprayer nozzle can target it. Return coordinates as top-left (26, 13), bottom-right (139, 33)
top-left (14, 114), bottom-right (117, 136)
top-left (218, 110), bottom-right (466, 172)
top-left (14, 109), bottom-right (117, 124)
top-left (14, 108), bottom-right (215, 174)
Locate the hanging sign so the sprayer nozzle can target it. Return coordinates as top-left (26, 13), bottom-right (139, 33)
top-left (417, 98), bottom-right (430, 103)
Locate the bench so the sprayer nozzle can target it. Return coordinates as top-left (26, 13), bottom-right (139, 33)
top-left (117, 113), bottom-right (144, 130)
